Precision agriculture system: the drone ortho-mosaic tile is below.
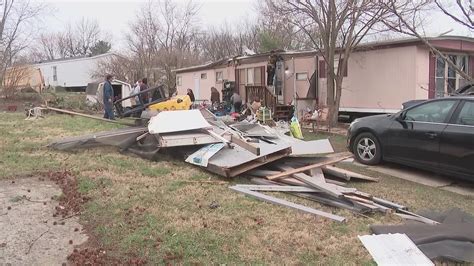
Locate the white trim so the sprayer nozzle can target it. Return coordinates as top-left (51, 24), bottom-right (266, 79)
top-left (33, 53), bottom-right (113, 67)
top-left (339, 107), bottom-right (400, 113)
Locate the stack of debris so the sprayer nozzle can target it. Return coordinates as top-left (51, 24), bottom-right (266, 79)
top-left (230, 152), bottom-right (421, 222)
top-left (49, 109), bottom-right (332, 177)
top-left (49, 109), bottom-right (428, 224)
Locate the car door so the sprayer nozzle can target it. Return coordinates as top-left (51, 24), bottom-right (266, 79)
top-left (439, 99), bottom-right (474, 178)
top-left (385, 99), bottom-right (458, 169)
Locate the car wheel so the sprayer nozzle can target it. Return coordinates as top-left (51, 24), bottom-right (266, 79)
top-left (353, 132), bottom-right (382, 165)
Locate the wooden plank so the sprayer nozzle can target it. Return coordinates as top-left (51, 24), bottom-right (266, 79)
top-left (309, 167), bottom-right (326, 183)
top-left (343, 194), bottom-right (375, 205)
top-left (206, 130), bottom-right (232, 146)
top-left (275, 165), bottom-right (357, 198)
top-left (267, 152), bottom-right (353, 180)
top-left (234, 184), bottom-right (319, 193)
top-left (394, 213), bottom-right (439, 225)
top-left (248, 168), bottom-right (345, 186)
top-left (249, 178), bottom-right (367, 213)
top-left (45, 106), bottom-right (135, 126)
top-left (372, 197), bottom-right (407, 210)
top-left (229, 186), bottom-right (346, 222)
top-left (324, 178), bottom-right (347, 186)
top-left (322, 165), bottom-right (379, 182)
top-left (231, 135), bottom-right (260, 156)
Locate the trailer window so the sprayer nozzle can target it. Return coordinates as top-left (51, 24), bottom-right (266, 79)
top-left (53, 66), bottom-right (57, 81)
top-left (216, 71), bottom-right (223, 82)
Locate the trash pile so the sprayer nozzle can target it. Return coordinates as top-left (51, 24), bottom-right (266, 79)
top-left (50, 109), bottom-right (333, 177)
top-left (47, 108), bottom-right (474, 264)
top-left (49, 109), bottom-right (435, 223)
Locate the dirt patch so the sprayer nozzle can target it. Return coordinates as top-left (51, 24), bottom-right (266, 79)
top-left (0, 174), bottom-right (88, 265)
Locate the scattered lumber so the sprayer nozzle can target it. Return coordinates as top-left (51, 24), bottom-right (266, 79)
top-left (322, 165), bottom-right (379, 182)
top-left (229, 185), bottom-right (346, 222)
top-left (266, 152), bottom-right (353, 180)
top-left (233, 184), bottom-right (319, 193)
top-left (44, 106), bottom-right (135, 126)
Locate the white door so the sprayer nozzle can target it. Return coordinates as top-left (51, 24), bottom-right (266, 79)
top-left (193, 74), bottom-right (200, 100)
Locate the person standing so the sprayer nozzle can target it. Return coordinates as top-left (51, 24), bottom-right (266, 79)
top-left (130, 79), bottom-right (142, 106)
top-left (187, 88), bottom-right (195, 102)
top-left (103, 74), bottom-right (115, 120)
top-left (139, 78), bottom-right (149, 105)
top-left (210, 87), bottom-right (220, 105)
top-left (250, 96), bottom-right (262, 114)
top-left (230, 91), bottom-right (242, 112)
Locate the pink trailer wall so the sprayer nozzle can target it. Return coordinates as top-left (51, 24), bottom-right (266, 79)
top-left (283, 56), bottom-right (317, 104)
top-left (338, 45), bottom-right (419, 112)
top-left (176, 66), bottom-right (233, 102)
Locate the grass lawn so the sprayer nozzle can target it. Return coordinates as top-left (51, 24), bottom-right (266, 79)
top-left (1, 112), bottom-right (473, 264)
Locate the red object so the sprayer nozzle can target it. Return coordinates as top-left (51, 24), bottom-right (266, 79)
top-left (6, 105), bottom-right (17, 112)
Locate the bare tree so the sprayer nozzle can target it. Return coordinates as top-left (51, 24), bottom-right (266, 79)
top-left (256, 1), bottom-right (313, 52)
top-left (126, 0), bottom-right (201, 91)
top-left (32, 17), bottom-right (106, 61)
top-left (434, 0), bottom-right (473, 30)
top-left (92, 53), bottom-right (137, 83)
top-left (2, 64), bottom-right (30, 98)
top-left (75, 18), bottom-right (101, 56)
top-left (38, 33), bottom-right (57, 60)
top-left (380, 1), bottom-right (472, 83)
top-left (268, 0), bottom-right (385, 126)
top-left (198, 22), bottom-right (262, 61)
top-left (1, 0), bottom-right (46, 92)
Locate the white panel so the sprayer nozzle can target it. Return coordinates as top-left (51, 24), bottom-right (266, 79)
top-left (148, 110), bottom-right (211, 134)
top-left (358, 233), bottom-right (434, 266)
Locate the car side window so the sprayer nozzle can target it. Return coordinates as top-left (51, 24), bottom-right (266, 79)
top-left (404, 100), bottom-right (456, 123)
top-left (455, 101), bottom-right (474, 126)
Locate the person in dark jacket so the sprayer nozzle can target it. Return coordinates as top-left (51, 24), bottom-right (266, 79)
top-left (187, 88), bottom-right (195, 102)
top-left (103, 74), bottom-right (115, 120)
top-left (139, 77), bottom-right (149, 105)
top-left (210, 87), bottom-right (220, 105)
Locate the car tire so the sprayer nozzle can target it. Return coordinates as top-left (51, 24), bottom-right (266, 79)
top-left (352, 132), bottom-right (382, 165)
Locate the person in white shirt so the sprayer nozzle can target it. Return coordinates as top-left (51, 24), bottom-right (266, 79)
top-left (130, 79), bottom-right (142, 106)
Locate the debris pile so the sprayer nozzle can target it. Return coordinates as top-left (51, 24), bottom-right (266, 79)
top-left (230, 152), bottom-right (419, 222)
top-left (49, 109), bottom-right (431, 224)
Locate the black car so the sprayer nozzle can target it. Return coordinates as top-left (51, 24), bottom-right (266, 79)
top-left (347, 96), bottom-right (474, 181)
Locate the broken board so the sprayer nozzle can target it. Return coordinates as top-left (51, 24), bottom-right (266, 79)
top-left (185, 143), bottom-right (225, 167)
top-left (229, 186), bottom-right (346, 222)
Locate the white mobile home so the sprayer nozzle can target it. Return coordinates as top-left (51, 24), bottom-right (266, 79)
top-left (34, 53), bottom-right (114, 91)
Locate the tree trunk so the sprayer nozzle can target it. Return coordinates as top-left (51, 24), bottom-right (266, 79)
top-left (330, 78), bottom-right (344, 127)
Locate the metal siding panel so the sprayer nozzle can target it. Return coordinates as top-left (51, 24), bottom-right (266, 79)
top-left (359, 233), bottom-right (434, 266)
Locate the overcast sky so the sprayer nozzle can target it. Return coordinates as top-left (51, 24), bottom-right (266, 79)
top-left (38, 0), bottom-right (257, 50)
top-left (36, 0), bottom-right (471, 51)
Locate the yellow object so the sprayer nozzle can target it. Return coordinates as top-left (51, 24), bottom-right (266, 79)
top-left (148, 95), bottom-right (192, 111)
top-left (290, 116), bottom-right (304, 139)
